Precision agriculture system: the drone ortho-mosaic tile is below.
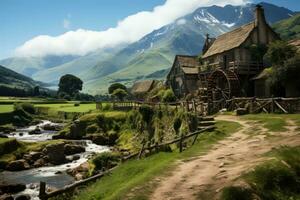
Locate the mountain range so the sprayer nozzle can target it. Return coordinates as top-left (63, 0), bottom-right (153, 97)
top-left (0, 2), bottom-right (296, 95)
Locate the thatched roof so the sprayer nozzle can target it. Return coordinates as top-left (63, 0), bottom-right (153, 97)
top-left (181, 67), bottom-right (199, 75)
top-left (176, 55), bottom-right (200, 67)
top-left (131, 80), bottom-right (155, 94)
top-left (202, 22), bottom-right (255, 58)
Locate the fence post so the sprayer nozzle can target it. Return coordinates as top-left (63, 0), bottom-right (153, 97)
top-left (271, 98), bottom-right (274, 113)
top-left (39, 181), bottom-right (46, 200)
top-left (179, 134), bottom-right (184, 153)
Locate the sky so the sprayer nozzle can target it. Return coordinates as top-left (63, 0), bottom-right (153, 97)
top-left (0, 0), bottom-right (299, 59)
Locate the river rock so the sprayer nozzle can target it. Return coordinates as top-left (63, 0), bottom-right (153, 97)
top-left (0, 194), bottom-right (13, 200)
top-left (6, 160), bottom-right (30, 171)
top-left (15, 194), bottom-right (30, 200)
top-left (72, 155), bottom-right (80, 161)
top-left (41, 123), bottom-right (62, 131)
top-left (23, 152), bottom-right (43, 164)
top-left (67, 162), bottom-right (90, 180)
top-left (0, 134), bottom-right (8, 138)
top-left (43, 143), bottom-right (66, 165)
top-left (33, 158), bottom-right (46, 168)
top-left (64, 144), bottom-right (85, 155)
top-left (0, 126), bottom-right (16, 134)
top-left (28, 127), bottom-right (42, 135)
top-left (236, 108), bottom-right (248, 116)
top-left (0, 183), bottom-right (26, 194)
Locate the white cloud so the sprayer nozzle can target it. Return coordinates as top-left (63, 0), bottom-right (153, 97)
top-left (15, 0), bottom-right (247, 57)
top-left (63, 19), bottom-right (71, 29)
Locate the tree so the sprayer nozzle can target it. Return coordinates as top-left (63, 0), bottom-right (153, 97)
top-left (33, 86), bottom-right (40, 96)
top-left (112, 88), bottom-right (128, 101)
top-left (58, 74), bottom-right (83, 96)
top-left (265, 40), bottom-right (297, 65)
top-left (108, 83), bottom-right (127, 94)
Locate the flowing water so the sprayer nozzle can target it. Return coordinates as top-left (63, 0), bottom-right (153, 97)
top-left (0, 121), bottom-right (110, 199)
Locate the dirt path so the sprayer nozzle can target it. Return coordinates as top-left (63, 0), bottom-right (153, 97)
top-left (149, 115), bottom-right (300, 200)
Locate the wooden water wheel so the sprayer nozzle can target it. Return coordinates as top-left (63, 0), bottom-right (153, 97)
top-left (207, 69), bottom-right (240, 101)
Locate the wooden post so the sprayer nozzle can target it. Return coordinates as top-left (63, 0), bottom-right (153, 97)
top-left (271, 98), bottom-right (274, 113)
top-left (138, 143), bottom-right (145, 159)
top-left (39, 181), bottom-right (46, 200)
top-left (179, 134), bottom-right (183, 153)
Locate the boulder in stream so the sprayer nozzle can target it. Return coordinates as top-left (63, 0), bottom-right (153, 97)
top-left (6, 160), bottom-right (30, 171)
top-left (15, 194), bottom-right (31, 200)
top-left (28, 127), bottom-right (42, 135)
top-left (0, 194), bottom-right (14, 200)
top-left (41, 123), bottom-right (62, 131)
top-left (0, 183), bottom-right (26, 194)
top-left (0, 134), bottom-right (8, 138)
top-left (23, 152), bottom-right (43, 164)
top-left (43, 143), bottom-right (66, 165)
top-left (64, 144), bottom-right (85, 155)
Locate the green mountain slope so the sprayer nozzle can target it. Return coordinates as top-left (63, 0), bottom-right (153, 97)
top-left (32, 47), bottom-right (122, 84)
top-left (273, 13), bottom-right (300, 40)
top-left (0, 65), bottom-right (39, 89)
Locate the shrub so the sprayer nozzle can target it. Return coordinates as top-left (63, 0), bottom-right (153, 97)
top-left (221, 186), bottom-right (254, 200)
top-left (92, 152), bottom-right (120, 171)
top-left (173, 117), bottom-right (182, 135)
top-left (20, 103), bottom-right (35, 114)
top-left (101, 103), bottom-right (112, 111)
top-left (139, 105), bottom-right (154, 124)
top-left (162, 89), bottom-right (176, 102)
top-left (86, 124), bottom-right (99, 134)
top-left (74, 103), bottom-right (80, 107)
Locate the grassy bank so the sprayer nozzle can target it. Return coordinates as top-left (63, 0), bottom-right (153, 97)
top-left (241, 114), bottom-right (300, 132)
top-left (52, 120), bottom-right (241, 200)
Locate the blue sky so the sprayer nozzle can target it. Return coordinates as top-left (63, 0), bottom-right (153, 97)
top-left (0, 0), bottom-right (298, 59)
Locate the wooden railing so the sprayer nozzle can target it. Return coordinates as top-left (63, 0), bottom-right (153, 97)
top-left (209, 97), bottom-right (300, 114)
top-left (228, 61), bottom-right (263, 74)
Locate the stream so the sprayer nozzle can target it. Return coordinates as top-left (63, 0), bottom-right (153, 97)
top-left (0, 121), bottom-right (110, 199)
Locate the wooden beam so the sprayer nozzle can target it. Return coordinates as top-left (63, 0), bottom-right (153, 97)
top-left (274, 100), bottom-right (288, 114)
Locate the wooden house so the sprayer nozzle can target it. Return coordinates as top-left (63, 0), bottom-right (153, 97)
top-left (199, 4), bottom-right (280, 99)
top-left (166, 55), bottom-right (200, 98)
top-left (131, 80), bottom-right (156, 100)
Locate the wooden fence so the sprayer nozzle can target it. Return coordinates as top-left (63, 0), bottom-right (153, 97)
top-left (97, 100), bottom-right (208, 115)
top-left (38, 125), bottom-right (215, 199)
top-left (223, 97), bottom-right (300, 114)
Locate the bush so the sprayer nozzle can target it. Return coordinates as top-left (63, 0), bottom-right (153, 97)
top-left (221, 186), bottom-right (254, 200)
top-left (101, 103), bottom-right (112, 111)
top-left (20, 103), bottom-right (35, 114)
top-left (162, 89), bottom-right (176, 102)
top-left (139, 105), bottom-right (154, 124)
top-left (86, 124), bottom-right (99, 134)
top-left (92, 152), bottom-right (120, 171)
top-left (74, 103), bottom-right (80, 107)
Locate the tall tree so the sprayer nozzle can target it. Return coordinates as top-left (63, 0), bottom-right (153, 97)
top-left (108, 83), bottom-right (127, 94)
top-left (58, 74), bottom-right (83, 96)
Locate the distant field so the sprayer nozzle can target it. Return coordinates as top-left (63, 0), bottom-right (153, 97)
top-left (0, 105), bottom-right (14, 113)
top-left (35, 103), bottom-right (97, 113)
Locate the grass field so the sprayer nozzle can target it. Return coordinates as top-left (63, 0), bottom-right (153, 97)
top-left (36, 103), bottom-right (97, 113)
top-left (0, 105), bottom-right (14, 113)
top-left (71, 120), bottom-right (241, 200)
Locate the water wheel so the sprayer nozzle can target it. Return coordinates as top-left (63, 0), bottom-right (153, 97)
top-left (207, 69), bottom-right (240, 101)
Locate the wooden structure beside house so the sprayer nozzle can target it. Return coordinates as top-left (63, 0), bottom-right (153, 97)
top-left (166, 55), bottom-right (200, 98)
top-left (131, 80), bottom-right (156, 100)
